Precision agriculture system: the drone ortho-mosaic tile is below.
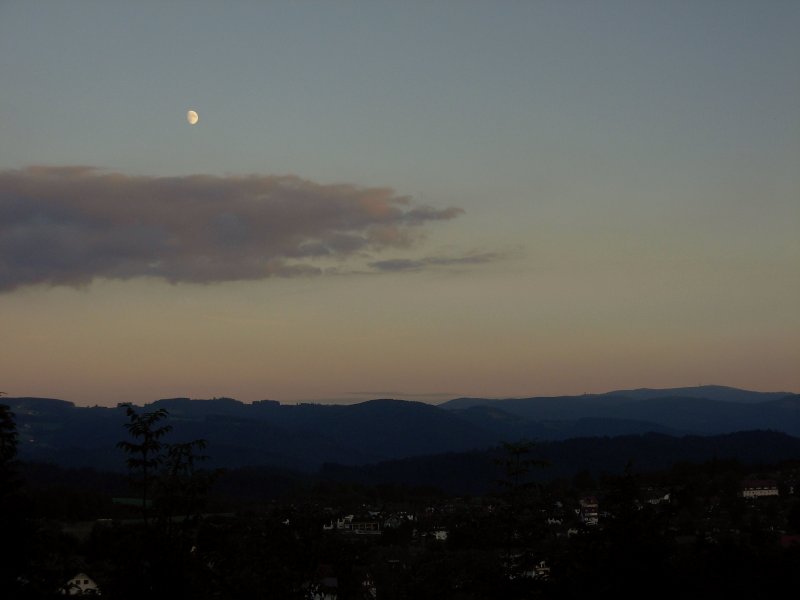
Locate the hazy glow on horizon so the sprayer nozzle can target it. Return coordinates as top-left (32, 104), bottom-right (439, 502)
top-left (0, 2), bottom-right (798, 406)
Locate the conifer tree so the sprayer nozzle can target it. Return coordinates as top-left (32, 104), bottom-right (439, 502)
top-left (117, 404), bottom-right (172, 526)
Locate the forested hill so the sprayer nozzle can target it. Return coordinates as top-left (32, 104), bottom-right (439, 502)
top-left (320, 430), bottom-right (800, 495)
top-left (3, 386), bottom-right (799, 472)
top-left (5, 397), bottom-right (495, 471)
top-left (440, 388), bottom-right (800, 437)
top-left (440, 385), bottom-right (794, 409)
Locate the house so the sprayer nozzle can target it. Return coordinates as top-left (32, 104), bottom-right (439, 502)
top-left (352, 521), bottom-right (380, 535)
top-left (61, 572), bottom-right (101, 595)
top-left (323, 514), bottom-right (380, 534)
top-left (644, 489), bottom-right (671, 505)
top-left (383, 511), bottom-right (415, 529)
top-left (324, 515), bottom-right (354, 530)
top-left (521, 561), bottom-right (551, 580)
top-left (383, 516), bottom-right (403, 529)
top-left (579, 496), bottom-right (599, 526)
top-left (740, 480), bottom-right (779, 498)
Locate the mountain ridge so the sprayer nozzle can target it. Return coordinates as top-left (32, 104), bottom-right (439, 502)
top-left (3, 386), bottom-right (798, 472)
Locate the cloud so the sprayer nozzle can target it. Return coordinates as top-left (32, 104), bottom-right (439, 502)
top-left (368, 252), bottom-right (502, 272)
top-left (0, 166), bottom-right (465, 292)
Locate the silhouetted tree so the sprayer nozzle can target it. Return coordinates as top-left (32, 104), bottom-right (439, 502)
top-left (495, 440), bottom-right (546, 500)
top-left (156, 439), bottom-right (218, 537)
top-left (0, 400), bottom-right (23, 594)
top-left (114, 405), bottom-right (221, 598)
top-left (117, 404), bottom-right (172, 526)
top-left (495, 440), bottom-right (548, 584)
top-left (0, 399), bottom-right (19, 496)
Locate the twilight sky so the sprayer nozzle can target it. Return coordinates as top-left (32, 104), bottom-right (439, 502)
top-left (1, 1), bottom-right (798, 406)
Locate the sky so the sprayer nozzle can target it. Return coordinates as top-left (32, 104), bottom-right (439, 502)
top-left (1, 1), bottom-right (798, 406)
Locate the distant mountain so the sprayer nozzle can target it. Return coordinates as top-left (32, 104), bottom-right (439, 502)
top-left (598, 385), bottom-right (795, 404)
top-left (440, 385), bottom-right (795, 409)
top-left (5, 396), bottom-right (76, 412)
top-left (3, 386), bottom-right (798, 473)
top-left (4, 396), bottom-right (495, 472)
top-left (440, 387), bottom-right (800, 437)
top-left (448, 405), bottom-right (683, 440)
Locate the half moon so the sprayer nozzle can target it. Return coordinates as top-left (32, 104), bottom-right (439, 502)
top-left (187, 110), bottom-right (199, 125)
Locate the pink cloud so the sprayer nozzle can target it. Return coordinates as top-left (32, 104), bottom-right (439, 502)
top-left (0, 167), bottom-right (464, 291)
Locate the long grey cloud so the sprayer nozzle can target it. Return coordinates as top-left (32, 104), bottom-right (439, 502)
top-left (0, 166), bottom-right (464, 291)
top-left (369, 252), bottom-right (501, 272)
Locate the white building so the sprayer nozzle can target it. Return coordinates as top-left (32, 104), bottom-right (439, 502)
top-left (579, 496), bottom-right (599, 526)
top-left (740, 480), bottom-right (779, 498)
top-left (61, 572), bottom-right (101, 595)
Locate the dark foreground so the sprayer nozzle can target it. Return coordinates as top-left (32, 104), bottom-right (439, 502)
top-left (2, 404), bottom-right (799, 599)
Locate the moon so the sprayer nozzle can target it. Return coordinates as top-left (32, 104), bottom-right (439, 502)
top-left (187, 110), bottom-right (199, 125)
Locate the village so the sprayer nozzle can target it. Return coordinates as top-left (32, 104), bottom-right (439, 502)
top-left (44, 461), bottom-right (800, 598)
